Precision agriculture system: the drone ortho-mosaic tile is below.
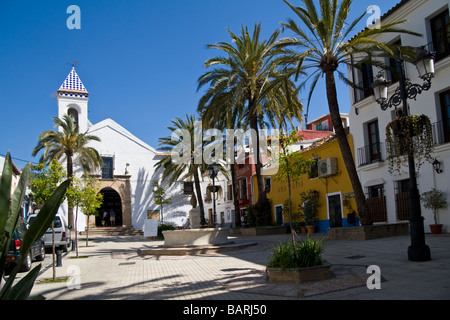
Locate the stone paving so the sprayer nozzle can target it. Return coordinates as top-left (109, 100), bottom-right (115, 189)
top-left (22, 232), bottom-right (450, 300)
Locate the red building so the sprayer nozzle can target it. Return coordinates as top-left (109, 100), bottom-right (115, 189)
top-left (305, 113), bottom-right (349, 132)
top-left (235, 155), bottom-right (256, 220)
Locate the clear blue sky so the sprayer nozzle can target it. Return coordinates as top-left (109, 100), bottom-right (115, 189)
top-left (0, 0), bottom-right (399, 169)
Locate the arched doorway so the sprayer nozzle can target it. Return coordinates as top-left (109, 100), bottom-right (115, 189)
top-left (96, 188), bottom-right (123, 227)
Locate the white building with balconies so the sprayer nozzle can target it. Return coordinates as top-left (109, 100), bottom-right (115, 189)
top-left (348, 0), bottom-right (450, 232)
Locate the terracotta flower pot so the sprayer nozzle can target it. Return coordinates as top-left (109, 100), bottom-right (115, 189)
top-left (306, 225), bottom-right (315, 234)
top-left (429, 224), bottom-right (443, 234)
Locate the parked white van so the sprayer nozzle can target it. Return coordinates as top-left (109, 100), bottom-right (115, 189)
top-left (27, 213), bottom-right (72, 252)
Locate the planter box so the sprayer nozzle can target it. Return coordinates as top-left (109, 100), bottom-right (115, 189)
top-left (266, 262), bottom-right (331, 284)
top-left (240, 226), bottom-right (288, 236)
top-left (327, 223), bottom-right (409, 240)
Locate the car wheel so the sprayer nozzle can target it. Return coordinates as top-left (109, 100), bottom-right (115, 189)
top-left (36, 244), bottom-right (46, 261)
top-left (20, 252), bottom-right (32, 272)
top-left (62, 244), bottom-right (68, 252)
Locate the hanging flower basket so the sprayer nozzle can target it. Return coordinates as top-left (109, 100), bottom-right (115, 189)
top-left (385, 114), bottom-right (434, 174)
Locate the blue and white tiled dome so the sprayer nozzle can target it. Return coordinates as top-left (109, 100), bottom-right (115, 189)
top-left (58, 67), bottom-right (89, 97)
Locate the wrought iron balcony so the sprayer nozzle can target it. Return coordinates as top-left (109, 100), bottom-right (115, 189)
top-left (357, 142), bottom-right (384, 167)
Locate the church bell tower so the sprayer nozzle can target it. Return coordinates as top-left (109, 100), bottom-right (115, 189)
top-left (57, 67), bottom-right (90, 133)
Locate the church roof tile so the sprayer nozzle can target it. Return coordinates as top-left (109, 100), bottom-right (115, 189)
top-left (58, 67), bottom-right (88, 93)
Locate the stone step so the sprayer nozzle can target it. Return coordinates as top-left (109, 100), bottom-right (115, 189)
top-left (138, 241), bottom-right (257, 256)
top-left (80, 227), bottom-right (143, 236)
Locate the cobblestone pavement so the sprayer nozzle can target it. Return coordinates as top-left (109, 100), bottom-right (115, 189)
top-left (21, 232), bottom-right (450, 301)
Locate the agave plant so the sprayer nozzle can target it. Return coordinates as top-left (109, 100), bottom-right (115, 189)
top-left (0, 152), bottom-right (69, 300)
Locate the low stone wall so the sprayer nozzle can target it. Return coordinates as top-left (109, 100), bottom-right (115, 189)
top-left (240, 226), bottom-right (288, 236)
top-left (162, 228), bottom-right (230, 247)
top-left (327, 223), bottom-right (409, 240)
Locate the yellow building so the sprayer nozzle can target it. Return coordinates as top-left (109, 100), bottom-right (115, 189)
top-left (258, 133), bottom-right (358, 233)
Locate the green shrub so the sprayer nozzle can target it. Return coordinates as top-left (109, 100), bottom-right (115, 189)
top-left (157, 223), bottom-right (176, 237)
top-left (246, 205), bottom-right (255, 227)
top-left (1, 153), bottom-right (69, 300)
top-left (267, 241), bottom-right (295, 269)
top-left (267, 236), bottom-right (324, 269)
top-left (295, 236), bottom-right (324, 268)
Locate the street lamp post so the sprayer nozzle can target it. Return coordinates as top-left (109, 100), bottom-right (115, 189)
top-left (207, 163), bottom-right (220, 228)
top-left (372, 46), bottom-right (435, 261)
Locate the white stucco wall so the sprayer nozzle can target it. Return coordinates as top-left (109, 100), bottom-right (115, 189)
top-left (69, 118), bottom-right (191, 232)
top-left (348, 0), bottom-right (450, 232)
top-left (201, 169), bottom-right (236, 228)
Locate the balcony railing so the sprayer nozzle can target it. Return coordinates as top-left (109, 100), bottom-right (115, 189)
top-left (357, 142), bottom-right (384, 167)
top-left (432, 120), bottom-right (450, 145)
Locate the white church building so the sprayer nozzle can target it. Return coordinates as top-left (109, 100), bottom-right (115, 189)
top-left (56, 67), bottom-right (191, 232)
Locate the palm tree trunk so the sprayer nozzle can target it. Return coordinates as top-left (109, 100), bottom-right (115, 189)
top-left (324, 71), bottom-right (372, 226)
top-left (249, 109), bottom-right (271, 226)
top-left (193, 165), bottom-right (205, 225)
top-left (230, 163), bottom-right (240, 227)
top-left (250, 113), bottom-right (265, 199)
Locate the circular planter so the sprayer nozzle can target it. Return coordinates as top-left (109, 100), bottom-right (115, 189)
top-left (429, 224), bottom-right (443, 234)
top-left (266, 262), bottom-right (331, 284)
top-left (162, 228), bottom-right (230, 247)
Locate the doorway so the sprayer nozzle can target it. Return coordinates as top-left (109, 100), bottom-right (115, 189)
top-left (275, 205), bottom-right (283, 225)
top-left (328, 194), bottom-right (342, 228)
top-left (96, 188), bottom-right (122, 227)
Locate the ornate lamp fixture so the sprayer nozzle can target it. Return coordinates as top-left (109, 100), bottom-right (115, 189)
top-left (372, 46), bottom-right (436, 111)
top-left (372, 46), bottom-right (436, 262)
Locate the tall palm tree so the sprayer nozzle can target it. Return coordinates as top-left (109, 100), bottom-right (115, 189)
top-left (32, 114), bottom-right (103, 226)
top-left (197, 23), bottom-right (303, 226)
top-left (199, 91), bottom-right (242, 227)
top-left (277, 0), bottom-right (421, 225)
top-left (154, 114), bottom-right (208, 225)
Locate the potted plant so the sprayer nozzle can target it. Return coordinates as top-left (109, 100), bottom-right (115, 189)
top-left (343, 192), bottom-right (357, 225)
top-left (385, 114), bottom-right (434, 174)
top-left (299, 190), bottom-right (319, 234)
top-left (420, 188), bottom-right (447, 234)
top-left (298, 221), bottom-right (307, 233)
